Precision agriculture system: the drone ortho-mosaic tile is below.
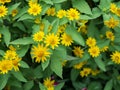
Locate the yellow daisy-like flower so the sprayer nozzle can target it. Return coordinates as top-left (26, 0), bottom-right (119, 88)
top-left (0, 5), bottom-right (8, 18)
top-left (115, 8), bottom-right (120, 17)
top-left (88, 46), bottom-right (100, 57)
top-left (101, 46), bottom-right (109, 52)
top-left (0, 0), bottom-right (11, 4)
top-left (34, 18), bottom-right (41, 24)
top-left (5, 0), bottom-right (11, 3)
top-left (47, 86), bottom-right (54, 90)
top-left (67, 8), bottom-right (80, 20)
top-left (31, 44), bottom-right (51, 63)
top-left (110, 3), bottom-right (117, 14)
top-left (77, 25), bottom-right (87, 34)
top-left (111, 51), bottom-right (120, 64)
top-left (56, 9), bottom-right (66, 19)
top-left (86, 37), bottom-right (96, 47)
top-left (11, 9), bottom-right (18, 17)
top-left (80, 68), bottom-right (91, 77)
top-left (0, 60), bottom-right (13, 74)
top-left (43, 77), bottom-right (55, 88)
top-left (73, 61), bottom-right (87, 69)
top-left (57, 25), bottom-right (66, 36)
top-left (91, 69), bottom-right (100, 76)
top-left (12, 57), bottom-right (21, 71)
top-left (28, 0), bottom-right (38, 7)
top-left (106, 31), bottom-right (115, 41)
top-left (45, 33), bottom-right (60, 49)
top-left (46, 7), bottom-right (56, 16)
top-left (61, 33), bottom-right (73, 46)
top-left (28, 3), bottom-right (42, 16)
top-left (104, 17), bottom-right (119, 28)
top-left (33, 31), bottom-right (44, 42)
top-left (73, 46), bottom-right (84, 58)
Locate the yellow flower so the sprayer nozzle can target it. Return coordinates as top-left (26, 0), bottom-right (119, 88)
top-left (104, 17), bottom-right (119, 28)
top-left (43, 77), bottom-right (55, 89)
top-left (73, 46), bottom-right (84, 58)
top-left (101, 46), bottom-right (109, 52)
top-left (61, 33), bottom-right (73, 46)
top-left (115, 8), bottom-right (120, 17)
top-left (47, 87), bottom-right (54, 90)
top-left (28, 0), bottom-right (38, 7)
top-left (31, 44), bottom-right (51, 63)
top-left (106, 31), bottom-right (115, 41)
top-left (28, 3), bottom-right (42, 16)
top-left (0, 0), bottom-right (11, 4)
top-left (77, 25), bottom-right (87, 34)
top-left (40, 22), bottom-right (45, 31)
top-left (5, 0), bottom-right (11, 3)
top-left (80, 68), bottom-right (91, 77)
top-left (11, 9), bottom-right (18, 17)
top-left (110, 3), bottom-right (117, 14)
top-left (0, 60), bottom-right (13, 74)
top-left (0, 5), bottom-right (8, 18)
top-left (45, 33), bottom-right (60, 49)
top-left (33, 31), bottom-right (44, 42)
top-left (57, 25), bottom-right (66, 36)
top-left (86, 37), bottom-right (96, 47)
top-left (56, 10), bottom-right (66, 18)
top-left (73, 61), bottom-right (87, 69)
top-left (12, 57), bottom-right (21, 71)
top-left (91, 69), bottom-right (100, 76)
top-left (46, 7), bottom-right (56, 16)
top-left (9, 45), bottom-right (16, 51)
top-left (111, 51), bottom-right (120, 64)
top-left (34, 18), bottom-right (41, 24)
top-left (88, 46), bottom-right (100, 57)
top-left (67, 8), bottom-right (80, 20)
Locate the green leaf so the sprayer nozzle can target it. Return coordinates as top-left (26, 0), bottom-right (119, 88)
top-left (97, 40), bottom-right (110, 49)
top-left (0, 50), bottom-right (5, 56)
top-left (70, 69), bottom-right (79, 81)
top-left (54, 82), bottom-right (65, 90)
top-left (12, 71), bottom-right (27, 82)
top-left (0, 74), bottom-right (9, 90)
top-left (51, 19), bottom-right (59, 34)
top-left (41, 4), bottom-right (51, 15)
top-left (20, 61), bottom-right (29, 68)
top-left (0, 27), bottom-right (11, 46)
top-left (104, 79), bottom-right (113, 90)
top-left (39, 82), bottom-right (46, 90)
top-left (42, 60), bottom-right (50, 71)
top-left (41, 0), bottom-right (53, 5)
top-left (94, 55), bottom-right (106, 71)
top-left (43, 19), bottom-right (50, 34)
top-left (52, 0), bottom-right (66, 3)
top-left (10, 37), bottom-right (34, 45)
top-left (99, 0), bottom-right (111, 10)
top-left (34, 65), bottom-right (43, 79)
top-left (72, 0), bottom-right (92, 15)
top-left (23, 81), bottom-right (34, 90)
top-left (66, 25), bottom-right (85, 46)
top-left (17, 14), bottom-right (34, 21)
top-left (88, 82), bottom-right (102, 90)
top-left (13, 22), bottom-right (26, 32)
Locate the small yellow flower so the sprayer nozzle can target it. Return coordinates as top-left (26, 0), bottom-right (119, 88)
top-left (77, 25), bottom-right (87, 34)
top-left (45, 33), bottom-right (60, 49)
top-left (0, 0), bottom-right (11, 4)
top-left (31, 44), bottom-right (51, 63)
top-left (73, 61), bottom-right (86, 69)
top-left (101, 46), bottom-right (109, 52)
top-left (91, 69), bottom-right (100, 76)
top-left (80, 68), bottom-right (91, 77)
top-left (61, 33), bottom-right (73, 46)
top-left (28, 3), bottom-right (42, 16)
top-left (57, 9), bottom-right (66, 18)
top-left (33, 31), bottom-right (44, 42)
top-left (28, 0), bottom-right (38, 7)
top-left (67, 8), bottom-right (80, 20)
top-left (86, 37), bottom-right (96, 47)
top-left (0, 5), bottom-right (8, 18)
top-left (12, 57), bottom-right (21, 71)
top-left (106, 31), bottom-right (115, 41)
top-left (11, 9), bottom-right (18, 17)
top-left (0, 60), bottom-right (13, 74)
top-left (46, 7), bottom-right (56, 16)
top-left (40, 22), bottom-right (45, 31)
top-left (88, 46), bottom-right (100, 57)
top-left (104, 17), bottom-right (119, 28)
top-left (110, 3), bottom-right (117, 14)
top-left (43, 77), bottom-right (55, 89)
top-left (34, 18), bottom-right (41, 24)
top-left (73, 46), bottom-right (84, 58)
top-left (111, 51), bottom-right (120, 64)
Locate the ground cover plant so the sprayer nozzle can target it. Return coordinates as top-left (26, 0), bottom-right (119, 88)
top-left (1, 0), bottom-right (120, 90)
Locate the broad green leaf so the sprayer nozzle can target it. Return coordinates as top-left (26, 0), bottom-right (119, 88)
top-left (54, 82), bottom-right (65, 90)
top-left (88, 82), bottom-right (102, 90)
top-left (32, 24), bottom-right (40, 34)
top-left (51, 19), bottom-right (59, 34)
top-left (0, 74), bottom-right (9, 90)
top-left (52, 0), bottom-right (66, 3)
top-left (39, 82), bottom-right (46, 90)
top-left (99, 0), bottom-right (111, 10)
top-left (72, 0), bottom-right (92, 15)
top-left (43, 19), bottom-right (50, 34)
top-left (66, 25), bottom-right (85, 46)
top-left (97, 40), bottom-right (110, 49)
top-left (18, 14), bottom-right (34, 21)
top-left (34, 65), bottom-right (43, 79)
top-left (59, 17), bottom-right (68, 25)
top-left (42, 60), bottom-right (50, 71)
top-left (0, 27), bottom-right (11, 46)
top-left (104, 79), bottom-right (113, 90)
top-left (94, 55), bottom-right (106, 71)
top-left (41, 0), bottom-right (53, 5)
top-left (20, 61), bottom-right (29, 68)
top-left (0, 50), bottom-right (5, 56)
top-left (10, 37), bottom-right (34, 45)
top-left (12, 71), bottom-right (27, 82)
top-left (13, 22), bottom-right (26, 32)
top-left (23, 81), bottom-right (34, 90)
top-left (70, 69), bottom-right (79, 81)
top-left (17, 45), bottom-right (29, 57)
